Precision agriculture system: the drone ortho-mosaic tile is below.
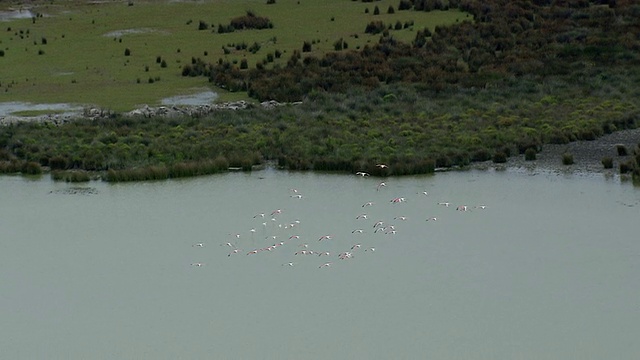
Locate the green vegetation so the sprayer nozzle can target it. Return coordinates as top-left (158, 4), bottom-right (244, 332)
top-left (1, 0), bottom-right (640, 182)
top-left (1, 81), bottom-right (637, 181)
top-left (601, 157), bottom-right (613, 169)
top-left (0, 0), bottom-right (466, 111)
top-left (562, 153), bottom-right (574, 166)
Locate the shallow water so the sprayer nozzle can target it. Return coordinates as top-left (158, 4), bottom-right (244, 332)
top-left (0, 169), bottom-right (638, 359)
top-left (0, 10), bottom-right (34, 21)
top-left (0, 101), bottom-right (83, 117)
top-left (160, 90), bottom-right (218, 106)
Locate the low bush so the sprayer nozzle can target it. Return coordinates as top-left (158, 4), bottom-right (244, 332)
top-left (601, 157), bottom-right (613, 169)
top-left (524, 148), bottom-right (536, 161)
top-left (616, 144), bottom-right (628, 156)
top-left (492, 151), bottom-right (507, 163)
top-left (562, 153), bottom-right (574, 165)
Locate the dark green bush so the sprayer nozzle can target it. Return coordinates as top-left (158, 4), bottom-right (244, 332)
top-left (524, 148), bottom-right (537, 161)
top-left (492, 151), bottom-right (507, 163)
top-left (562, 153), bottom-right (574, 165)
top-left (616, 144), bottom-right (628, 156)
top-left (601, 157), bottom-right (613, 169)
top-left (22, 161), bottom-right (42, 175)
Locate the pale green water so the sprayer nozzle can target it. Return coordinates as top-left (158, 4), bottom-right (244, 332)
top-left (1, 169), bottom-right (638, 359)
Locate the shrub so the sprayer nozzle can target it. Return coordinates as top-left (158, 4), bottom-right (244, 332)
top-left (302, 41), bottom-right (312, 52)
top-left (0, 50), bottom-right (4, 57)
top-left (492, 151), bottom-right (507, 163)
top-left (524, 148), bottom-right (536, 161)
top-left (616, 144), bottom-right (628, 156)
top-left (398, 0), bottom-right (413, 10)
top-left (601, 157), bottom-right (613, 169)
top-left (124, 48), bottom-right (131, 56)
top-left (198, 20), bottom-right (209, 30)
top-left (620, 159), bottom-right (635, 174)
top-left (365, 21), bottom-right (386, 34)
top-left (49, 156), bottom-right (68, 170)
top-left (471, 148), bottom-right (491, 162)
top-left (267, 0), bottom-right (276, 4)
top-left (240, 58), bottom-right (248, 69)
top-left (22, 161), bottom-right (42, 175)
top-left (562, 153), bottom-right (574, 165)
top-left (388, 5), bottom-right (395, 14)
top-left (373, 6), bottom-right (380, 15)
top-left (229, 11), bottom-right (273, 30)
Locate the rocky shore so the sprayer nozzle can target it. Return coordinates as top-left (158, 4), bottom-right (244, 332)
top-left (0, 100), bottom-right (300, 126)
top-left (484, 128), bottom-right (640, 177)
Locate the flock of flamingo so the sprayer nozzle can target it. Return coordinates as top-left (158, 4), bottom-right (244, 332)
top-left (191, 166), bottom-right (487, 269)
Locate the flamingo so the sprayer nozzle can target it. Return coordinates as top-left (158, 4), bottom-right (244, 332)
top-left (376, 164), bottom-right (388, 169)
top-left (394, 216), bottom-right (408, 221)
top-left (318, 235), bottom-right (333, 241)
top-left (319, 262), bottom-right (333, 268)
top-left (390, 197), bottom-right (406, 203)
top-left (191, 263), bottom-right (203, 267)
top-left (290, 194), bottom-right (303, 199)
top-left (362, 201), bottom-right (374, 207)
top-left (426, 217), bottom-right (438, 221)
top-left (351, 244), bottom-right (362, 250)
top-left (338, 252), bottom-right (353, 260)
top-left (289, 235), bottom-right (300, 240)
top-left (356, 172), bottom-right (370, 176)
top-left (271, 209), bottom-right (282, 216)
top-left (253, 213), bottom-right (265, 218)
top-left (373, 220), bottom-right (384, 228)
top-left (365, 247), bottom-right (376, 252)
top-left (318, 251), bottom-right (331, 256)
top-left (457, 205), bottom-right (468, 211)
top-left (295, 250), bottom-right (309, 255)
top-left (356, 213), bottom-right (368, 220)
top-left (192, 243), bottom-right (204, 247)
top-left (247, 250), bottom-right (259, 255)
top-left (438, 202), bottom-right (450, 207)
top-left (376, 182), bottom-right (387, 191)
top-left (352, 229), bottom-right (364, 234)
top-left (221, 242), bottom-right (235, 248)
top-left (474, 205), bottom-right (487, 209)
top-left (282, 262), bottom-right (295, 267)
top-left (228, 249), bottom-right (240, 256)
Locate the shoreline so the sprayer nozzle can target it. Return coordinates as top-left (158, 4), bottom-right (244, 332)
top-left (473, 128), bottom-right (640, 178)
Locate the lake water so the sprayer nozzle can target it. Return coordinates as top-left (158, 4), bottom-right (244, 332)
top-left (1, 168), bottom-right (638, 359)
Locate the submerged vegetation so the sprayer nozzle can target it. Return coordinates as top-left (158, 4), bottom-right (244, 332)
top-left (1, 0), bottom-right (640, 181)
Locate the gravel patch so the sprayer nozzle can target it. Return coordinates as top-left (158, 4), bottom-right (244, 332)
top-left (475, 128), bottom-right (640, 177)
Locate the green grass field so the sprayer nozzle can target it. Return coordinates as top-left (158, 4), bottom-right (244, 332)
top-left (0, 0), bottom-right (468, 112)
